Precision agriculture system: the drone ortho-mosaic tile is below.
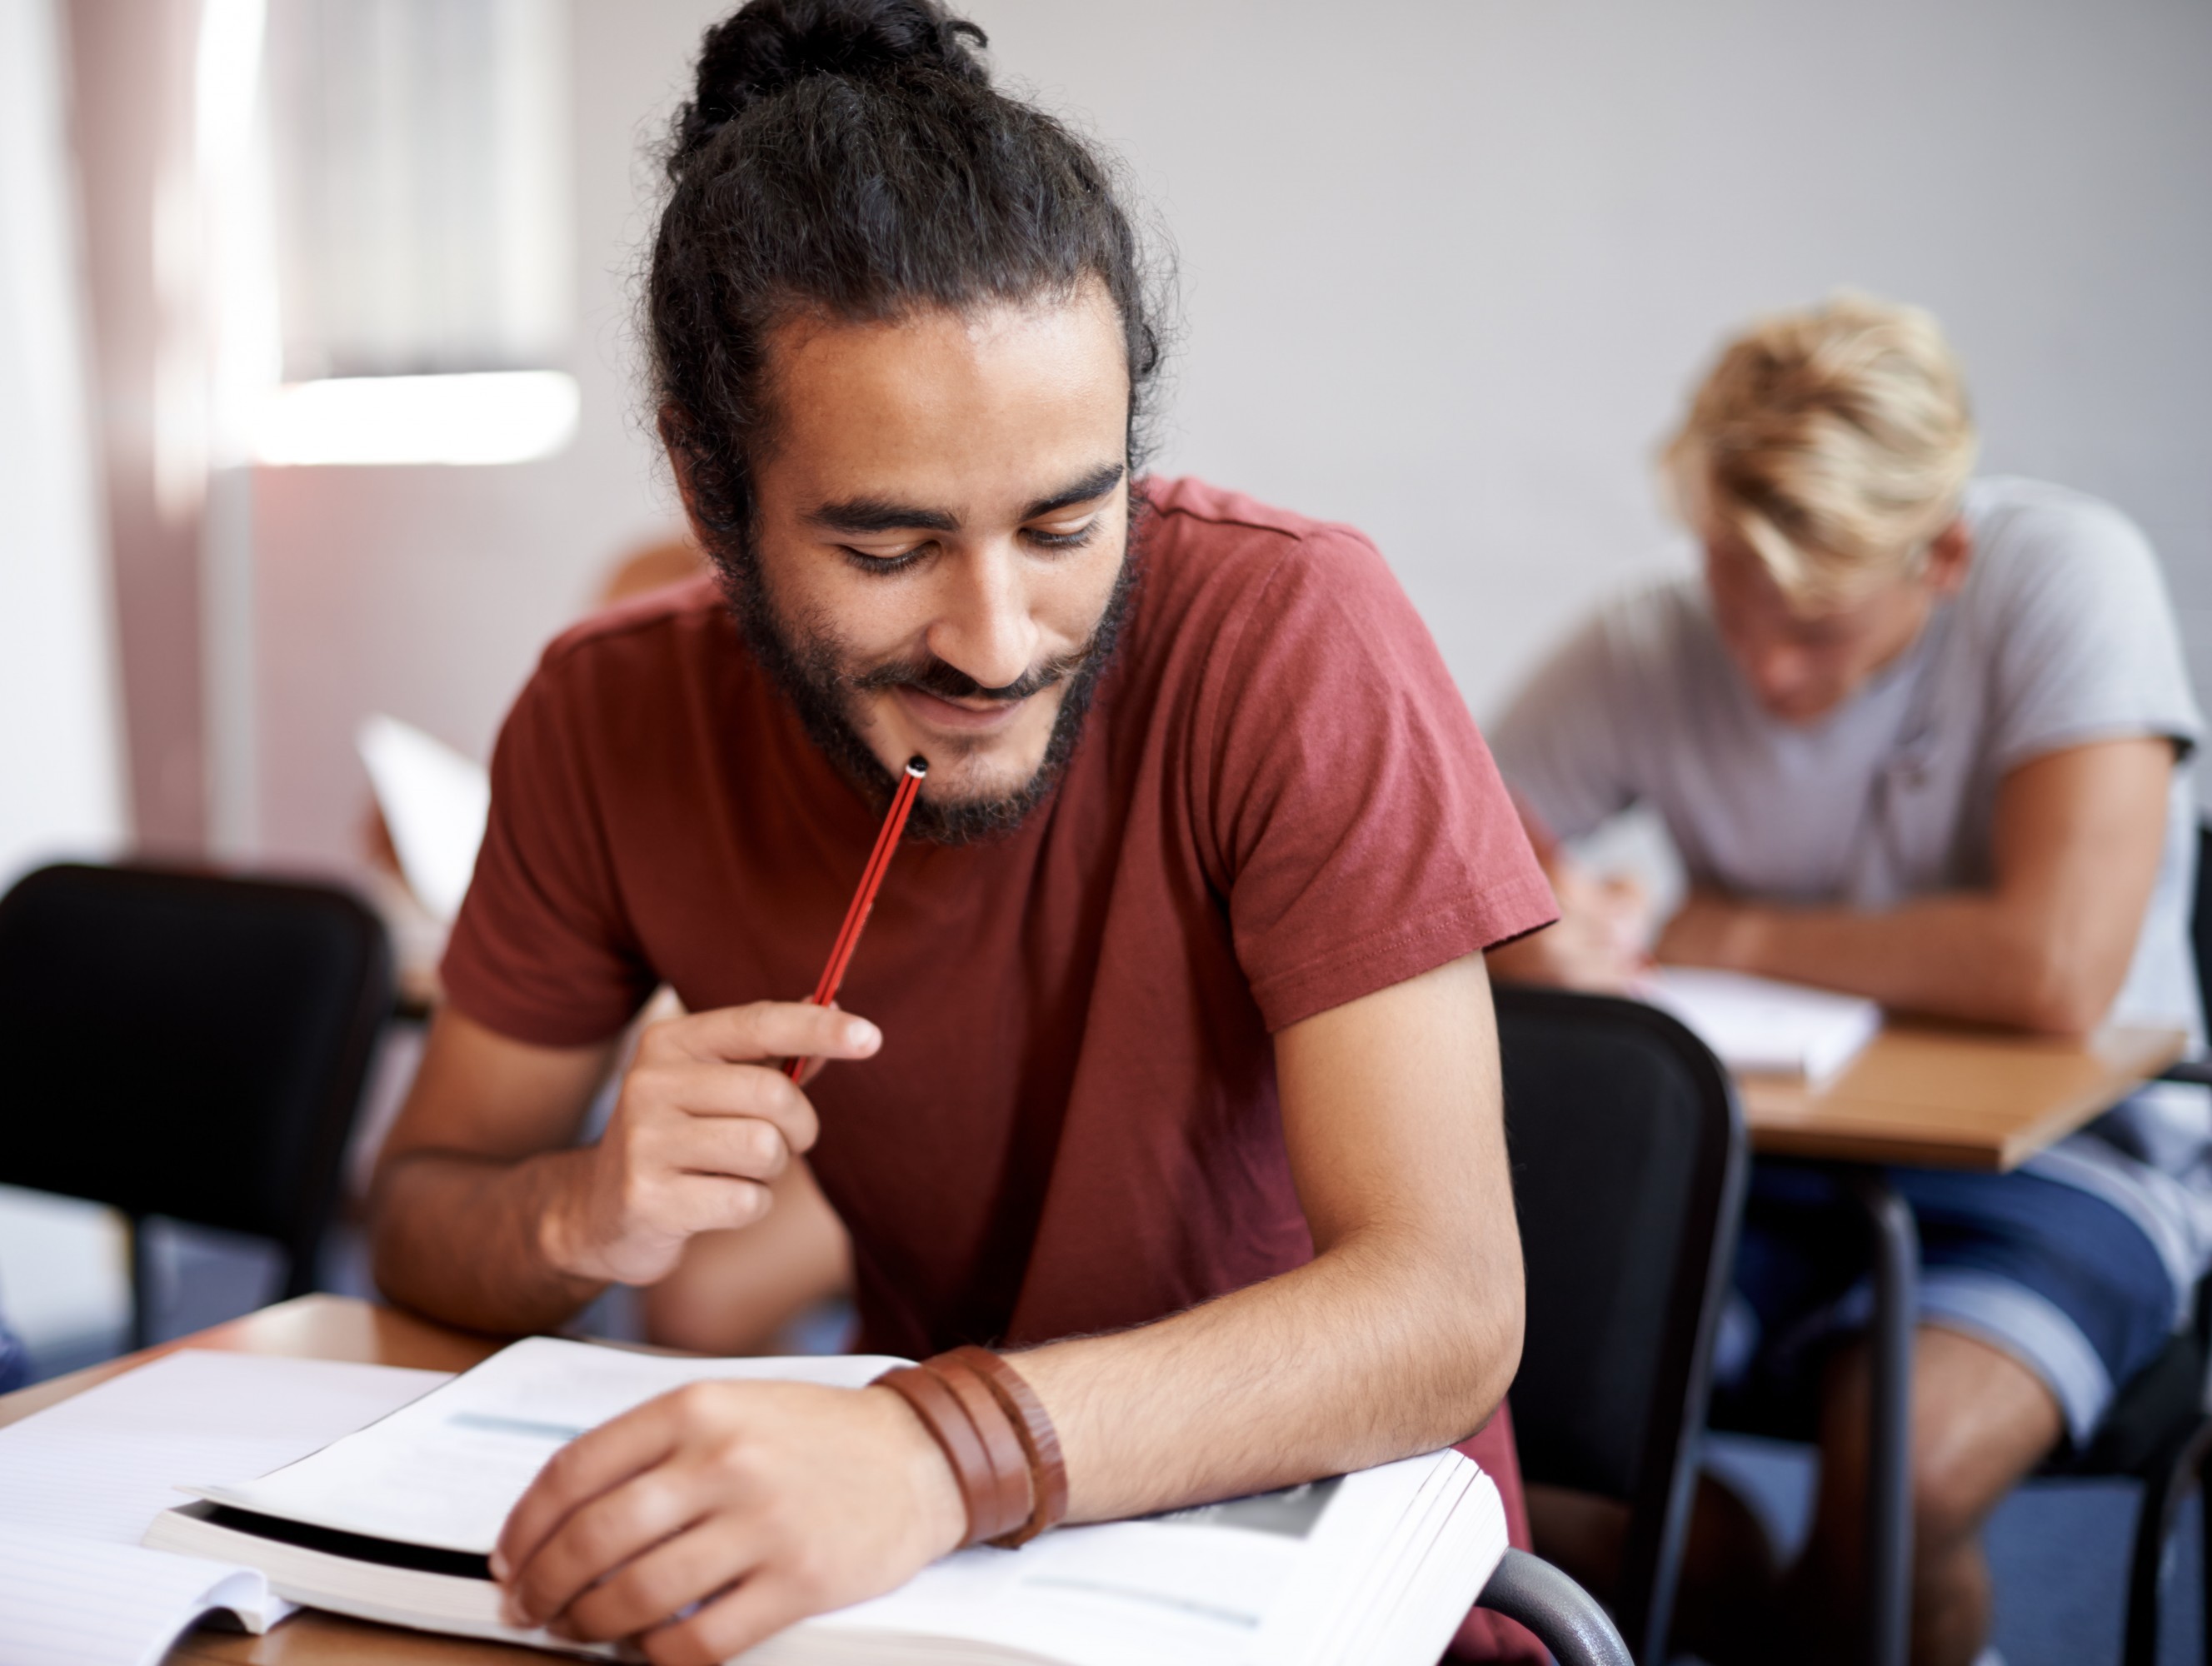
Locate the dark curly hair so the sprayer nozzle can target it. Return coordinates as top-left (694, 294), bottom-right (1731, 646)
top-left (649, 0), bottom-right (1170, 568)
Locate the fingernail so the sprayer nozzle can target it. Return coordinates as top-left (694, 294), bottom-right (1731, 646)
top-left (851, 1019), bottom-right (881, 1049)
top-left (489, 1549), bottom-right (509, 1582)
top-left (500, 1594), bottom-right (531, 1629)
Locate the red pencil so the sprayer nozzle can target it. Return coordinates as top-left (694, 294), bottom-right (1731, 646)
top-left (786, 755), bottom-right (928, 1081)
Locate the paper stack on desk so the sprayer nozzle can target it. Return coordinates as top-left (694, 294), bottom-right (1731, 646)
top-left (1641, 965), bottom-right (1883, 1085)
top-left (0, 1336), bottom-right (1505, 1666)
top-left (147, 1334), bottom-right (1505, 1666)
top-left (0, 1350), bottom-right (446, 1666)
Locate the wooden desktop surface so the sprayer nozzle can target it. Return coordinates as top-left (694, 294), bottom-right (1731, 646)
top-left (0, 1296), bottom-right (522, 1664)
top-left (1738, 1020), bottom-right (2188, 1171)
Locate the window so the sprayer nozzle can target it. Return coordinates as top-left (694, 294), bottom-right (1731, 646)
top-left (253, 0), bottom-right (576, 465)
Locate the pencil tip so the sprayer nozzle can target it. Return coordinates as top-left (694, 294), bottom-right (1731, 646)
top-left (906, 755), bottom-right (929, 777)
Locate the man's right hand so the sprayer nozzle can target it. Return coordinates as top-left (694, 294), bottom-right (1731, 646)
top-left (1487, 855), bottom-right (1653, 994)
top-left (542, 1003), bottom-right (882, 1288)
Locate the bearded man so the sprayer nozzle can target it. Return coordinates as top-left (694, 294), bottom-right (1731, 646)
top-left (367, 3), bottom-right (1554, 1660)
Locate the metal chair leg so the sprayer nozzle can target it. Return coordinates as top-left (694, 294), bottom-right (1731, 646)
top-left (2200, 1463), bottom-right (2212, 1666)
top-left (126, 1212), bottom-right (155, 1353)
top-left (2120, 1419), bottom-right (2212, 1666)
top-left (1477, 1548), bottom-right (1633, 1666)
top-left (1846, 1170), bottom-right (1920, 1666)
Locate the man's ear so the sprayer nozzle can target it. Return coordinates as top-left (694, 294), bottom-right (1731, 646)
top-left (1924, 517), bottom-right (1973, 599)
top-left (658, 407), bottom-right (714, 547)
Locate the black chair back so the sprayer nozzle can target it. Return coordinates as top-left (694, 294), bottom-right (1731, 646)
top-left (0, 863), bottom-right (392, 1326)
top-left (1498, 985), bottom-right (1748, 1664)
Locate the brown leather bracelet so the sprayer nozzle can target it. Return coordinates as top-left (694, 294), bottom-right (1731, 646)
top-left (937, 1346), bottom-right (1070, 1546)
top-left (874, 1364), bottom-right (1026, 1546)
top-left (920, 1357), bottom-right (1031, 1544)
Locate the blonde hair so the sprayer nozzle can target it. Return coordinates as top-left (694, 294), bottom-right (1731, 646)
top-left (1664, 292), bottom-right (1979, 605)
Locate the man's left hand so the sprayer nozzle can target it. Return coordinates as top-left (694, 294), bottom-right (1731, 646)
top-left (1655, 888), bottom-right (1766, 971)
top-left (494, 1380), bottom-right (966, 1664)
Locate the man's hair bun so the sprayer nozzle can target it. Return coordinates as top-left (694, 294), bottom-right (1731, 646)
top-left (672, 0), bottom-right (987, 171)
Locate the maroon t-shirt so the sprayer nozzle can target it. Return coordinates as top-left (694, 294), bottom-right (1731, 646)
top-left (444, 476), bottom-right (1555, 1358)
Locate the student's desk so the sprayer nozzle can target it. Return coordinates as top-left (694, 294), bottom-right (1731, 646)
top-left (0, 1295), bottom-right (514, 1664)
top-left (1725, 1019), bottom-right (2189, 1666)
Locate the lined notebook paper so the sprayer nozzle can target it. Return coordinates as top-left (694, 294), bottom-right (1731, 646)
top-left (0, 1529), bottom-right (277, 1666)
top-left (0, 1350), bottom-right (448, 1666)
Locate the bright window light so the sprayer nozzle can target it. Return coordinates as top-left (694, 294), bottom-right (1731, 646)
top-left (252, 370), bottom-right (578, 466)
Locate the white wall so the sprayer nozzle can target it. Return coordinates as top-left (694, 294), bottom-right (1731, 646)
top-left (249, 0), bottom-right (2212, 870)
top-left (0, 0), bottom-right (127, 887)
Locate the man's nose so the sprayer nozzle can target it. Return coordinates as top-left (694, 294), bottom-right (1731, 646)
top-left (1751, 642), bottom-right (1812, 701)
top-left (926, 541), bottom-right (1042, 692)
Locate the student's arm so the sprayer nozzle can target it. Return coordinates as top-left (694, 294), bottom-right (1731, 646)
top-left (1656, 737), bottom-right (2172, 1035)
top-left (490, 954), bottom-right (1521, 1661)
top-left (368, 1002), bottom-right (881, 1335)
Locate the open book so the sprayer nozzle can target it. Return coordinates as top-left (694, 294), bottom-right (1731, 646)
top-left (140, 1336), bottom-right (1505, 1666)
top-left (0, 1350), bottom-right (451, 1666)
top-left (1641, 965), bottom-right (1882, 1086)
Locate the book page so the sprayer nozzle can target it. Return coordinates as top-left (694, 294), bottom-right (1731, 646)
top-left (801, 1451), bottom-right (1504, 1666)
top-left (0, 1351), bottom-right (449, 1666)
top-left (0, 1529), bottom-right (276, 1666)
top-left (197, 1335), bottom-right (902, 1554)
top-left (1642, 965), bottom-right (1882, 1083)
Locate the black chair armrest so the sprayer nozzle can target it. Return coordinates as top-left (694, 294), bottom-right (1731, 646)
top-left (2158, 1060), bottom-right (2212, 1089)
top-left (1475, 1548), bottom-right (1632, 1666)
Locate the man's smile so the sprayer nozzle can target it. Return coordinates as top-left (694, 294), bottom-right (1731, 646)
top-left (887, 683), bottom-right (1036, 735)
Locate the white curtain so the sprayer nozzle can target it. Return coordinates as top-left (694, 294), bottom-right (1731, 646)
top-left (0, 0), bottom-right (128, 888)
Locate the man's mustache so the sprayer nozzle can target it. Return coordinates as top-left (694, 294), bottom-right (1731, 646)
top-left (846, 640), bottom-right (1096, 704)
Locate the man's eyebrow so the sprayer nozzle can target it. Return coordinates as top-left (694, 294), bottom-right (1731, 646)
top-left (1022, 462), bottom-right (1126, 521)
top-left (806, 461), bottom-right (1126, 537)
top-left (806, 496), bottom-right (961, 536)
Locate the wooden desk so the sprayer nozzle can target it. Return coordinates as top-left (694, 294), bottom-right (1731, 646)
top-left (1737, 1020), bottom-right (2187, 1171)
top-left (0, 1295), bottom-right (518, 1664)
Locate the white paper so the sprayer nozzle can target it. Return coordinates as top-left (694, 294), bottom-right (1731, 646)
top-left (197, 1335), bottom-right (899, 1554)
top-left (0, 1350), bottom-right (450, 1666)
top-left (813, 1454), bottom-right (1501, 1666)
top-left (357, 712), bottom-right (490, 923)
top-left (1643, 965), bottom-right (1882, 1085)
top-left (0, 1529), bottom-right (273, 1666)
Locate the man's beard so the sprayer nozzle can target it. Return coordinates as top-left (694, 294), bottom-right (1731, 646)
top-left (712, 523), bottom-right (1140, 846)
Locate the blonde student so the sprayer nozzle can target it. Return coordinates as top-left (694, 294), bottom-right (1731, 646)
top-left (1490, 293), bottom-right (2205, 1666)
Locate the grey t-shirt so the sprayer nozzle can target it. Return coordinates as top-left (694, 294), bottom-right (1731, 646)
top-left (1494, 476), bottom-right (2204, 1035)
top-left (1492, 477), bottom-right (2212, 1288)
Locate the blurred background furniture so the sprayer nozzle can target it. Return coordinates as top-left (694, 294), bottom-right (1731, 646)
top-left (0, 863), bottom-right (392, 1350)
top-left (1495, 985), bottom-right (1750, 1664)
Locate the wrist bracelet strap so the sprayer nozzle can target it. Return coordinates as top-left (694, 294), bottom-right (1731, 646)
top-left (875, 1364), bottom-right (1026, 1546)
top-left (920, 1359), bottom-right (1031, 1543)
top-left (939, 1346), bottom-right (1069, 1547)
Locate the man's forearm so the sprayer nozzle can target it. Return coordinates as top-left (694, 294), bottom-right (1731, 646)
top-left (370, 1148), bottom-right (606, 1335)
top-left (1015, 1225), bottom-right (1520, 1523)
top-left (1722, 893), bottom-right (2103, 1033)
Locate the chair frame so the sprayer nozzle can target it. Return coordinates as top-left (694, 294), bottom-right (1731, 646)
top-left (0, 862), bottom-right (392, 1349)
top-left (1495, 986), bottom-right (1750, 1662)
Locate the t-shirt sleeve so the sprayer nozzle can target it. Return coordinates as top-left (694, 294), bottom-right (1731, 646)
top-left (1982, 496), bottom-right (2205, 775)
top-left (440, 655), bottom-right (657, 1047)
top-left (1486, 607), bottom-right (1644, 845)
top-left (1203, 529), bottom-right (1557, 1032)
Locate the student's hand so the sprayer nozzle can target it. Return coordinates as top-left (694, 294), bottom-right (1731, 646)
top-left (542, 1003), bottom-right (881, 1288)
top-left (495, 1379), bottom-right (965, 1664)
top-left (1655, 888), bottom-right (1765, 970)
top-left (1486, 856), bottom-right (1652, 993)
